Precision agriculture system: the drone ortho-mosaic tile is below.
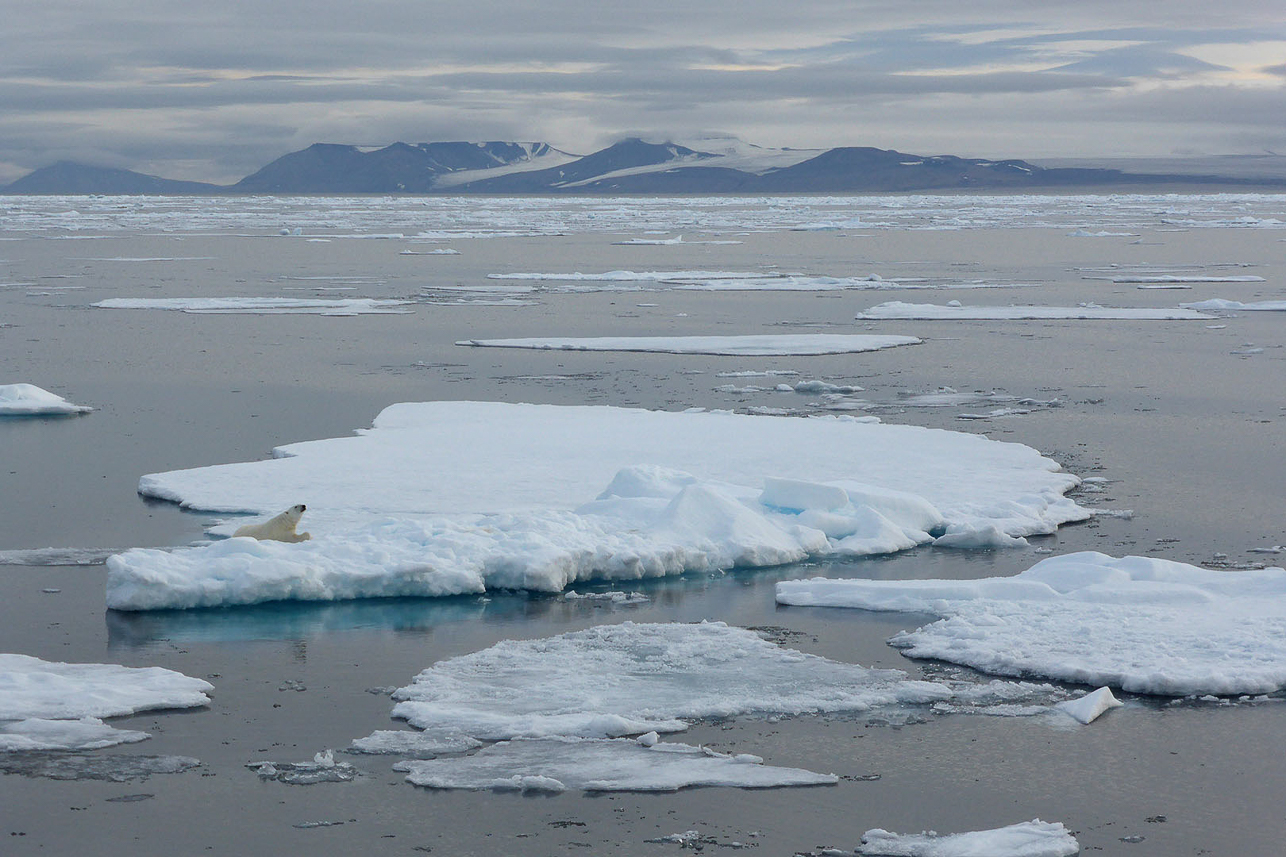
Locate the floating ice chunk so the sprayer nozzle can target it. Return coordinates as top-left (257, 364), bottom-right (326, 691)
top-left (933, 523), bottom-right (1029, 549)
top-left (0, 383), bottom-right (92, 415)
top-left (108, 402), bottom-right (1086, 610)
top-left (93, 297), bottom-right (412, 314)
top-left (0, 753), bottom-right (201, 782)
top-left (776, 551), bottom-right (1286, 696)
top-left (248, 750), bottom-right (360, 784)
top-left (349, 730), bottom-right (483, 758)
top-left (855, 301), bottom-right (1214, 320)
top-left (457, 334), bottom-right (921, 356)
top-left (0, 654), bottom-right (213, 720)
top-left (0, 717), bottom-right (151, 751)
top-left (1181, 299), bottom-right (1286, 312)
top-left (858, 819), bottom-right (1079, 856)
top-left (1055, 687), bottom-right (1123, 724)
top-left (395, 736), bottom-right (838, 792)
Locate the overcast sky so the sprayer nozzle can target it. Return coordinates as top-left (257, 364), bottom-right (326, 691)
top-left (2, 1), bottom-right (1284, 183)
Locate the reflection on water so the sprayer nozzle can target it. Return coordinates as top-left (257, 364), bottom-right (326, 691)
top-left (103, 546), bottom-right (1033, 649)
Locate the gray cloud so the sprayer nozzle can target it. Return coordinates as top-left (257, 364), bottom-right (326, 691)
top-left (1, 2), bottom-right (1283, 182)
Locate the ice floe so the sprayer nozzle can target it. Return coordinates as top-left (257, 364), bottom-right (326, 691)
top-left (0, 654), bottom-right (213, 751)
top-left (92, 297), bottom-right (413, 315)
top-left (0, 383), bottom-right (92, 415)
top-left (858, 819), bottom-right (1079, 857)
top-left (1181, 298), bottom-right (1286, 312)
top-left (0, 717), bottom-right (151, 752)
top-left (1054, 687), bottom-right (1122, 725)
top-left (248, 750), bottom-right (359, 784)
top-left (107, 401), bottom-right (1087, 610)
top-left (777, 551), bottom-right (1286, 696)
top-left (395, 735), bottom-right (838, 793)
top-left (367, 622), bottom-right (1070, 792)
top-left (1084, 274), bottom-right (1264, 283)
top-left (457, 334), bottom-right (922, 356)
top-left (855, 301), bottom-right (1214, 320)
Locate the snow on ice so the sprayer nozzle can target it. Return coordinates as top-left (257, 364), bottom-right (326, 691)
top-left (777, 551), bottom-right (1286, 696)
top-left (858, 819), bottom-right (1080, 857)
top-left (0, 383), bottom-right (92, 415)
top-left (395, 735), bottom-right (839, 793)
top-left (106, 402), bottom-right (1087, 610)
top-left (457, 334), bottom-right (922, 356)
top-left (0, 654), bottom-right (213, 751)
top-left (92, 297), bottom-right (412, 314)
top-left (854, 301), bottom-right (1214, 320)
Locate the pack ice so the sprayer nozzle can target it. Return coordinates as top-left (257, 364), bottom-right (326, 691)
top-left (361, 622), bottom-right (1066, 792)
top-left (106, 402), bottom-right (1088, 610)
top-left (0, 654), bottom-right (213, 751)
top-left (777, 551), bottom-right (1286, 696)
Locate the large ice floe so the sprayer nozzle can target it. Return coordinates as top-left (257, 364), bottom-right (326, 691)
top-left (0, 383), bottom-right (92, 415)
top-left (1181, 298), bottom-right (1286, 312)
top-left (777, 551), bottom-right (1286, 696)
top-left (857, 819), bottom-right (1080, 857)
top-left (360, 622), bottom-right (1070, 792)
top-left (854, 301), bottom-right (1214, 320)
top-left (92, 297), bottom-right (412, 315)
top-left (457, 334), bottom-right (922, 356)
top-left (0, 654), bottom-right (213, 751)
top-left (106, 402), bottom-right (1088, 610)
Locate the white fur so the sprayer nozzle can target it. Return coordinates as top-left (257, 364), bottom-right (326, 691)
top-left (233, 504), bottom-right (311, 543)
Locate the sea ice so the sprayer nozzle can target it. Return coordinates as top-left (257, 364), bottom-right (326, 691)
top-left (395, 735), bottom-right (838, 793)
top-left (1180, 298), bottom-right (1286, 312)
top-left (1084, 274), bottom-right (1264, 283)
top-left (107, 402), bottom-right (1087, 610)
top-left (0, 383), bottom-right (92, 415)
top-left (92, 297), bottom-right (412, 314)
top-left (858, 819), bottom-right (1079, 857)
top-left (0, 654), bottom-right (214, 720)
top-left (776, 551), bottom-right (1286, 696)
top-left (854, 301), bottom-right (1214, 320)
top-left (456, 334), bottom-right (922, 356)
top-left (1055, 687), bottom-right (1123, 725)
top-left (377, 622), bottom-right (1061, 745)
top-left (0, 717), bottom-right (151, 751)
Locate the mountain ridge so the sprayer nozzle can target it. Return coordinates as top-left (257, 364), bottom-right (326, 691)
top-left (7, 138), bottom-right (1285, 195)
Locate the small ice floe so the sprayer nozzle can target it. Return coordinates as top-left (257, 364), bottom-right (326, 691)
top-left (1069, 229), bottom-right (1137, 237)
top-left (0, 717), bottom-right (150, 752)
top-left (456, 334), bottom-right (922, 356)
top-left (349, 730), bottom-right (482, 758)
top-left (395, 735), bottom-right (838, 793)
top-left (488, 269), bottom-right (770, 283)
top-left (0, 654), bottom-right (212, 751)
top-left (858, 819), bottom-right (1079, 857)
top-left (0, 383), bottom-right (92, 416)
top-left (956, 408), bottom-right (1032, 420)
top-left (1054, 686), bottom-right (1123, 725)
top-left (401, 248), bottom-right (460, 255)
top-left (777, 551), bottom-right (1286, 696)
top-left (1084, 274), bottom-right (1264, 284)
top-left (782, 380), bottom-right (864, 395)
top-left (92, 297), bottom-right (413, 315)
top-left (248, 749), bottom-right (360, 784)
top-left (854, 301), bottom-right (1214, 320)
top-left (1181, 298), bottom-right (1286, 312)
top-left (107, 402), bottom-right (1087, 610)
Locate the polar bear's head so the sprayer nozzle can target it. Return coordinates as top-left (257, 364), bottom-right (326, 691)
top-left (284, 503), bottom-right (306, 523)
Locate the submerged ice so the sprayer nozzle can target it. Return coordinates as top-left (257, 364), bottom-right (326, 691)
top-left (777, 551), bottom-right (1286, 696)
top-left (106, 402), bottom-right (1088, 610)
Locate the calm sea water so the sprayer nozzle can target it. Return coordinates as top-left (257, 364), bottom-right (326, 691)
top-left (1, 194), bottom-right (1284, 855)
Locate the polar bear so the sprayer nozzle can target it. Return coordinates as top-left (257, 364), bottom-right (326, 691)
top-left (233, 504), bottom-right (311, 543)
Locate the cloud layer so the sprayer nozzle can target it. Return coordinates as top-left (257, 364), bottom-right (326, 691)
top-left (3, 2), bottom-right (1284, 182)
